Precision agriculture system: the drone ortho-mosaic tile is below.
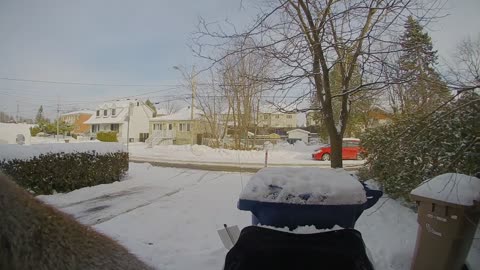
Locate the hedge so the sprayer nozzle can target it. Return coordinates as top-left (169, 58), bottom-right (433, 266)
top-left (96, 131), bottom-right (118, 142)
top-left (0, 150), bottom-right (128, 195)
top-left (359, 92), bottom-right (479, 200)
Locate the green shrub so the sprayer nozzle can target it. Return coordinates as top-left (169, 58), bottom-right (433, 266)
top-left (360, 93), bottom-right (479, 200)
top-left (96, 131), bottom-right (118, 142)
top-left (0, 151), bottom-right (128, 195)
top-left (30, 126), bottom-right (42, 136)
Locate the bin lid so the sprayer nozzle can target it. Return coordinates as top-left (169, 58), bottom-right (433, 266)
top-left (239, 168), bottom-right (367, 205)
top-left (410, 173), bottom-right (480, 206)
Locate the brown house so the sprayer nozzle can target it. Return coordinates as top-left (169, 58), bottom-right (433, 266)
top-left (60, 110), bottom-right (95, 135)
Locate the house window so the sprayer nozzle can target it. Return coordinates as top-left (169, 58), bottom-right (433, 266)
top-left (96, 110), bottom-right (100, 116)
top-left (264, 114), bottom-right (268, 120)
top-left (275, 115), bottom-right (280, 119)
top-left (179, 123), bottom-right (191, 132)
top-left (111, 124), bottom-right (119, 132)
top-left (103, 110), bottom-right (107, 116)
top-left (112, 109), bottom-right (116, 116)
top-left (287, 115), bottom-right (292, 119)
top-left (168, 123), bottom-right (173, 130)
top-left (92, 124), bottom-right (99, 133)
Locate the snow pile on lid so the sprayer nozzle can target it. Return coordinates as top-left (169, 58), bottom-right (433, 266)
top-left (240, 167), bottom-right (367, 205)
top-left (411, 173), bottom-right (480, 206)
top-left (0, 143), bottom-right (126, 161)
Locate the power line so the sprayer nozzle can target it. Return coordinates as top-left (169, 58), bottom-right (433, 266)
top-left (0, 77), bottom-right (181, 87)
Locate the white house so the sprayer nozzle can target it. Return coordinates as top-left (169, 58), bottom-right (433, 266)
top-left (85, 99), bottom-right (155, 143)
top-left (0, 123), bottom-right (32, 145)
top-left (148, 106), bottom-right (207, 145)
top-left (258, 104), bottom-right (297, 128)
top-left (287, 129), bottom-right (310, 143)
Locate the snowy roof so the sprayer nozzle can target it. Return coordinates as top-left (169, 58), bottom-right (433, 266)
top-left (240, 167), bottom-right (367, 205)
top-left (287, 129), bottom-right (310, 134)
top-left (411, 173), bottom-right (480, 206)
top-left (155, 107), bottom-right (170, 116)
top-left (84, 109), bottom-right (128, 124)
top-left (260, 103), bottom-right (297, 114)
top-left (96, 99), bottom-right (139, 110)
top-left (150, 107), bottom-right (203, 121)
top-left (61, 110), bottom-right (95, 116)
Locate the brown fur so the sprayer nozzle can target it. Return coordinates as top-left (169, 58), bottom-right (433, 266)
top-left (0, 174), bottom-right (153, 270)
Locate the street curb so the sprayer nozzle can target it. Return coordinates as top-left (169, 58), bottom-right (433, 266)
top-left (129, 157), bottom-right (362, 173)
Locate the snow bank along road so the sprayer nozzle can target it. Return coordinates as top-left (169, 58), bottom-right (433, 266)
top-left (38, 163), bottom-right (480, 270)
top-left (128, 143), bottom-right (365, 172)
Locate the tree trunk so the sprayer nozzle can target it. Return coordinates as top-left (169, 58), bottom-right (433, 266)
top-left (329, 131), bottom-right (343, 168)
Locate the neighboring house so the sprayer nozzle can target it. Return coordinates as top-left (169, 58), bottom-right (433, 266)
top-left (258, 104), bottom-right (297, 128)
top-left (148, 106), bottom-right (207, 145)
top-left (84, 99), bottom-right (155, 143)
top-left (220, 104), bottom-right (298, 129)
top-left (60, 110), bottom-right (95, 135)
top-left (287, 129), bottom-right (310, 143)
top-left (0, 123), bottom-right (31, 145)
top-left (367, 108), bottom-right (391, 127)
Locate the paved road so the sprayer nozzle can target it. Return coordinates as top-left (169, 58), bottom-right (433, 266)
top-left (129, 156), bottom-right (362, 172)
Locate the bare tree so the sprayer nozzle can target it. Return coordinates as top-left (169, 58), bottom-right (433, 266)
top-left (158, 100), bottom-right (181, 115)
top-left (447, 34), bottom-right (480, 93)
top-left (193, 0), bottom-right (441, 167)
top-left (217, 40), bottom-right (272, 149)
top-left (194, 73), bottom-right (229, 147)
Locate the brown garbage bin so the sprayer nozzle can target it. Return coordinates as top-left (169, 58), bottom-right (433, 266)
top-left (410, 173), bottom-right (480, 270)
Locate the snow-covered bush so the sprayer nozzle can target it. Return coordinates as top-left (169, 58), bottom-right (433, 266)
top-left (0, 143), bottom-right (128, 194)
top-left (360, 93), bottom-right (479, 199)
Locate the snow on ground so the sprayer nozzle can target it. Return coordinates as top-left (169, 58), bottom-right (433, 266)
top-left (31, 136), bottom-right (99, 144)
top-left (0, 142), bottom-right (125, 161)
top-left (38, 163), bottom-right (480, 270)
top-left (129, 141), bottom-right (364, 166)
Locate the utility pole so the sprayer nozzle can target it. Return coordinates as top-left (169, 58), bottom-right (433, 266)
top-left (16, 102), bottom-right (19, 123)
top-left (190, 66), bottom-right (196, 146)
top-left (56, 97), bottom-right (60, 141)
top-left (126, 102), bottom-right (133, 152)
top-left (174, 65), bottom-right (196, 146)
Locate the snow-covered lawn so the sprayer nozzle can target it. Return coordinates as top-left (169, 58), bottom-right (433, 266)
top-left (129, 142), bottom-right (364, 166)
top-left (38, 163), bottom-right (480, 270)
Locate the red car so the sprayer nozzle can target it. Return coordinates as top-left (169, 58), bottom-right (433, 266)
top-left (312, 138), bottom-right (364, 161)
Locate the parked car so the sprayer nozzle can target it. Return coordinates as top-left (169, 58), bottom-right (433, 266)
top-left (312, 138), bottom-right (364, 161)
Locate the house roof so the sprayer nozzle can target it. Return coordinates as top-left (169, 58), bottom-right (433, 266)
top-left (98, 99), bottom-right (139, 109)
top-left (84, 109), bottom-right (128, 124)
top-left (260, 103), bottom-right (297, 114)
top-left (150, 107), bottom-right (203, 121)
top-left (61, 110), bottom-right (95, 116)
top-left (286, 129), bottom-right (310, 134)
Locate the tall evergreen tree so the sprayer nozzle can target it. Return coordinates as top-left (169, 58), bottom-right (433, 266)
top-left (397, 16), bottom-right (451, 114)
top-left (35, 105), bottom-right (44, 123)
top-left (145, 99), bottom-right (157, 117)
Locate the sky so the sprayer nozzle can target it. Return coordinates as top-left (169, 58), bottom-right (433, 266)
top-left (0, 0), bottom-right (478, 120)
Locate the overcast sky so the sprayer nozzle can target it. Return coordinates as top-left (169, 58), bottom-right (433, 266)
top-left (0, 0), bottom-right (478, 119)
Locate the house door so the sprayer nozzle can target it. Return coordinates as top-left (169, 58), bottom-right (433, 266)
top-left (139, 133), bottom-right (149, 142)
top-left (196, 133), bottom-right (203, 145)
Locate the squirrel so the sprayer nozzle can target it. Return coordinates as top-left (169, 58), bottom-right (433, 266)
top-left (0, 173), bottom-right (153, 270)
